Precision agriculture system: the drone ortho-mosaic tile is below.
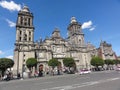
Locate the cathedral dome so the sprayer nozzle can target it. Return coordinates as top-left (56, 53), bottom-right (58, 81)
top-left (21, 5), bottom-right (30, 12)
top-left (71, 16), bottom-right (77, 23)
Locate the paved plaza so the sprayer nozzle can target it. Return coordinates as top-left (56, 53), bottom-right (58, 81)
top-left (0, 70), bottom-right (120, 90)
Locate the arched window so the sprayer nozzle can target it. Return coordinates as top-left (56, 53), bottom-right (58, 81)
top-left (20, 31), bottom-right (22, 35)
top-left (29, 37), bottom-right (31, 41)
top-left (79, 39), bottom-right (81, 44)
top-left (20, 17), bottom-right (23, 25)
top-left (24, 18), bottom-right (27, 26)
top-left (29, 31), bottom-right (31, 35)
top-left (24, 22), bottom-right (27, 26)
top-left (19, 37), bottom-right (21, 41)
top-left (23, 34), bottom-right (27, 41)
top-left (28, 18), bottom-right (30, 26)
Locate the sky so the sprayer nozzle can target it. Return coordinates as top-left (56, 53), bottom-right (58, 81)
top-left (0, 0), bottom-right (120, 59)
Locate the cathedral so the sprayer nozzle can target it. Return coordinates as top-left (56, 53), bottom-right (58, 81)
top-left (13, 6), bottom-right (117, 75)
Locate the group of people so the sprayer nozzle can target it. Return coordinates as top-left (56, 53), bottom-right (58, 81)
top-left (34, 69), bottom-right (43, 77)
top-left (3, 71), bottom-right (13, 81)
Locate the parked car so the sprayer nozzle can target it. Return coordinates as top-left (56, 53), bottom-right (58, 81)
top-left (79, 69), bottom-right (91, 75)
top-left (116, 67), bottom-right (120, 71)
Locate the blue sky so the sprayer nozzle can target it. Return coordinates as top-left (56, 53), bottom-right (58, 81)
top-left (0, 0), bottom-right (120, 59)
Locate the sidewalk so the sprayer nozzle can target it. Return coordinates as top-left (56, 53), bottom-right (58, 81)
top-left (0, 73), bottom-right (74, 83)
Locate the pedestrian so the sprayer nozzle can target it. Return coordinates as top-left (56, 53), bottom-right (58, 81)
top-left (34, 70), bottom-right (38, 77)
top-left (39, 70), bottom-right (43, 77)
top-left (17, 73), bottom-right (21, 79)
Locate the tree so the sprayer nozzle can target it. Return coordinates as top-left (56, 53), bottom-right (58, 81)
top-left (90, 56), bottom-right (104, 71)
top-left (48, 58), bottom-right (59, 75)
top-left (113, 59), bottom-right (120, 65)
top-left (104, 59), bottom-right (114, 65)
top-left (104, 59), bottom-right (114, 70)
top-left (63, 57), bottom-right (75, 73)
top-left (0, 58), bottom-right (14, 76)
top-left (48, 58), bottom-right (59, 69)
top-left (26, 58), bottom-right (37, 71)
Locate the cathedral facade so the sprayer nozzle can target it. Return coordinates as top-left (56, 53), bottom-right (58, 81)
top-left (13, 6), bottom-right (117, 75)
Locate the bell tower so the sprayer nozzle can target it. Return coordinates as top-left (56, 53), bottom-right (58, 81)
top-left (67, 17), bottom-right (85, 47)
top-left (13, 6), bottom-right (35, 75)
top-left (16, 6), bottom-right (34, 44)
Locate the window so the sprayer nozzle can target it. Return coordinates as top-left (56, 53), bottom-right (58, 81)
top-left (20, 17), bottom-right (23, 25)
top-left (24, 18), bottom-right (27, 21)
top-left (24, 22), bottom-right (27, 26)
top-left (52, 46), bottom-right (55, 51)
top-left (20, 31), bottom-right (22, 35)
top-left (19, 37), bottom-right (21, 41)
top-left (24, 18), bottom-right (27, 26)
top-left (28, 18), bottom-right (30, 26)
top-left (79, 39), bottom-right (81, 44)
top-left (29, 37), bottom-right (31, 41)
top-left (24, 34), bottom-right (27, 41)
top-left (29, 31), bottom-right (31, 35)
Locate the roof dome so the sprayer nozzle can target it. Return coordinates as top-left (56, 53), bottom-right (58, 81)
top-left (21, 5), bottom-right (30, 12)
top-left (71, 16), bottom-right (77, 23)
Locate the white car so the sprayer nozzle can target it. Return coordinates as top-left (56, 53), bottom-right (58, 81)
top-left (79, 69), bottom-right (91, 75)
top-left (116, 67), bottom-right (120, 71)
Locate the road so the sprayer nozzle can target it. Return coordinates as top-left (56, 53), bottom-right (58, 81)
top-left (0, 70), bottom-right (120, 90)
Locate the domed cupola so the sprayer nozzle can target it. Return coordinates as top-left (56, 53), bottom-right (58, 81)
top-left (70, 16), bottom-right (77, 23)
top-left (21, 5), bottom-right (30, 13)
top-left (67, 17), bottom-right (84, 47)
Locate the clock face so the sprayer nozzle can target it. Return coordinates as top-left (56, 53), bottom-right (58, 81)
top-left (39, 53), bottom-right (43, 58)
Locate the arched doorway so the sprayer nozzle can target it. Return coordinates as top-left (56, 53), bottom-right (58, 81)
top-left (39, 64), bottom-right (43, 77)
top-left (57, 61), bottom-right (62, 75)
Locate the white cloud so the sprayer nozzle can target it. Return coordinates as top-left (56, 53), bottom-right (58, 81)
top-left (82, 20), bottom-right (96, 31)
top-left (0, 0), bottom-right (21, 11)
top-left (6, 19), bottom-right (16, 27)
top-left (6, 55), bottom-right (13, 59)
top-left (0, 50), bottom-right (4, 55)
top-left (89, 26), bottom-right (95, 31)
top-left (82, 21), bottom-right (92, 29)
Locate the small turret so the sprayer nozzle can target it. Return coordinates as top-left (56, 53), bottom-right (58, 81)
top-left (70, 16), bottom-right (77, 23)
top-left (21, 5), bottom-right (30, 12)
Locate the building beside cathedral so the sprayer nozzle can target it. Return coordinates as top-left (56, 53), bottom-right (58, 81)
top-left (118, 56), bottom-right (120, 60)
top-left (13, 6), bottom-right (117, 75)
top-left (98, 41), bottom-right (117, 60)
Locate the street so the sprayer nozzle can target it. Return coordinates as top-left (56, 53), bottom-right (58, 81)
top-left (0, 70), bottom-right (120, 90)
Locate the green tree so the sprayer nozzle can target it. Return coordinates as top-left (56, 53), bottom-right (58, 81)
top-left (48, 58), bottom-right (59, 75)
top-left (113, 59), bottom-right (120, 65)
top-left (104, 59), bottom-right (114, 65)
top-left (26, 58), bottom-right (37, 71)
top-left (0, 58), bottom-right (14, 76)
top-left (48, 58), bottom-right (59, 69)
top-left (90, 56), bottom-right (104, 70)
top-left (104, 59), bottom-right (114, 70)
top-left (63, 57), bottom-right (75, 73)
